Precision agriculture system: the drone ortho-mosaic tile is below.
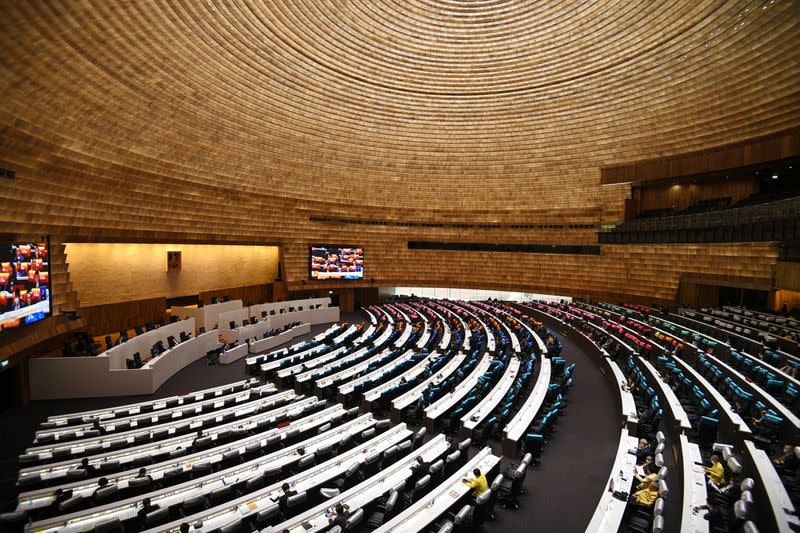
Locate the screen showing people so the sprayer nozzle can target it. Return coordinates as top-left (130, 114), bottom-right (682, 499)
top-left (0, 241), bottom-right (51, 332)
top-left (310, 245), bottom-right (364, 280)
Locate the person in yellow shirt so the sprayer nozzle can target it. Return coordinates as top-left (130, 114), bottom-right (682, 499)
top-left (632, 481), bottom-right (659, 506)
top-left (462, 468), bottom-right (488, 498)
top-left (704, 454), bottom-right (725, 485)
top-left (634, 463), bottom-right (658, 490)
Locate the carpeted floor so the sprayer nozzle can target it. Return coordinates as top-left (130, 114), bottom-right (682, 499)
top-left (0, 310), bottom-right (621, 532)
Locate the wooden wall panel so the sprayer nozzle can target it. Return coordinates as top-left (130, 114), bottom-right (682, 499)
top-left (282, 241), bottom-right (779, 307)
top-left (198, 284), bottom-right (271, 307)
top-left (65, 243), bottom-right (279, 307)
top-left (635, 178), bottom-right (759, 212)
top-left (776, 262), bottom-right (800, 291)
top-left (0, 1), bottom-right (797, 223)
top-left (79, 297), bottom-right (167, 337)
top-left (602, 129), bottom-right (800, 185)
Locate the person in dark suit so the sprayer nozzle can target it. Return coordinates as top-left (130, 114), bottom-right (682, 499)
top-left (79, 457), bottom-right (97, 477)
top-left (137, 497), bottom-right (159, 521)
top-left (271, 483), bottom-right (296, 516)
top-left (328, 503), bottom-right (350, 527)
top-left (411, 456), bottom-right (430, 477)
top-left (634, 439), bottom-right (653, 463)
top-left (92, 477), bottom-right (109, 500)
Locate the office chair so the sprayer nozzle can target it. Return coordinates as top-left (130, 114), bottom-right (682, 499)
top-left (283, 492), bottom-right (308, 519)
top-left (104, 335), bottom-right (113, 351)
top-left (58, 495), bottom-right (84, 513)
top-left (209, 484), bottom-right (234, 505)
top-left (344, 508), bottom-right (364, 530)
top-left (92, 518), bottom-right (122, 533)
top-left (93, 484), bottom-right (119, 504)
top-left (127, 476), bottom-right (152, 496)
top-left (451, 504), bottom-right (472, 533)
top-left (404, 474), bottom-right (431, 506)
top-left (133, 352), bottom-right (143, 368)
top-left (143, 508), bottom-right (169, 528)
top-left (255, 502), bottom-right (280, 526)
top-left (444, 451), bottom-right (461, 476)
top-left (333, 461), bottom-right (363, 491)
top-left (472, 489), bottom-right (493, 529)
top-left (364, 451), bottom-right (381, 477)
top-left (229, 321), bottom-right (236, 330)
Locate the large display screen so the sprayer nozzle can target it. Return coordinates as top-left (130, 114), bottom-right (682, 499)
top-left (309, 245), bottom-right (364, 280)
top-left (1, 241), bottom-right (51, 332)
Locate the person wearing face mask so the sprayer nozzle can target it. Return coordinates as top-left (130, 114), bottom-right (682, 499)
top-left (634, 462), bottom-right (658, 490)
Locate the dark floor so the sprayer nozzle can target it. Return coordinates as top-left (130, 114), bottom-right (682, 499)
top-left (0, 309), bottom-right (620, 532)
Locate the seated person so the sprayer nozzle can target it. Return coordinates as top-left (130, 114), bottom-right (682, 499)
top-left (631, 481), bottom-right (659, 506)
top-left (634, 463), bottom-right (658, 491)
top-left (773, 444), bottom-right (800, 473)
top-left (92, 477), bottom-right (110, 499)
top-left (704, 454), bottom-right (725, 485)
top-left (79, 457), bottom-right (97, 477)
top-left (637, 454), bottom-right (654, 468)
top-left (751, 409), bottom-right (768, 427)
top-left (462, 468), bottom-right (488, 498)
top-left (137, 497), bottom-right (159, 521)
top-left (633, 439), bottom-right (653, 463)
top-left (411, 456), bottom-right (430, 477)
top-left (328, 503), bottom-right (351, 527)
top-left (693, 498), bottom-right (726, 530)
top-left (271, 483), bottom-right (297, 515)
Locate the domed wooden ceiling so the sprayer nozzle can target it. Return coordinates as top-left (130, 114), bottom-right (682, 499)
top-left (1, 0), bottom-right (798, 215)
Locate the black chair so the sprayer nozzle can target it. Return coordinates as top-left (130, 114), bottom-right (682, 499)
top-left (58, 495), bottom-right (84, 513)
top-left (181, 495), bottom-right (207, 517)
top-left (255, 503), bottom-right (280, 525)
top-left (191, 461), bottom-right (212, 479)
top-left (98, 460), bottom-right (120, 474)
top-left (92, 517), bottom-right (121, 533)
top-left (472, 488), bottom-right (493, 528)
top-left (127, 476), bottom-right (152, 495)
top-left (406, 475), bottom-right (431, 506)
top-left (93, 484), bottom-right (119, 504)
top-left (133, 352), bottom-right (143, 368)
top-left (104, 336), bottom-right (113, 351)
top-left (364, 451), bottom-right (381, 477)
top-left (143, 507), bottom-right (170, 528)
top-left (126, 359), bottom-right (136, 369)
top-left (284, 492), bottom-right (308, 517)
top-left (244, 472), bottom-right (266, 493)
top-left (193, 436), bottom-right (213, 450)
top-left (220, 519), bottom-right (242, 533)
top-left (210, 484), bottom-right (234, 505)
top-left (134, 326), bottom-right (144, 336)
top-left (334, 461), bottom-right (362, 491)
top-left (66, 469), bottom-right (88, 481)
top-left (344, 508), bottom-right (365, 530)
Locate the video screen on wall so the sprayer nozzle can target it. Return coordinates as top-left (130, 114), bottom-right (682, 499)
top-left (309, 245), bottom-right (364, 280)
top-left (0, 240), bottom-right (51, 333)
